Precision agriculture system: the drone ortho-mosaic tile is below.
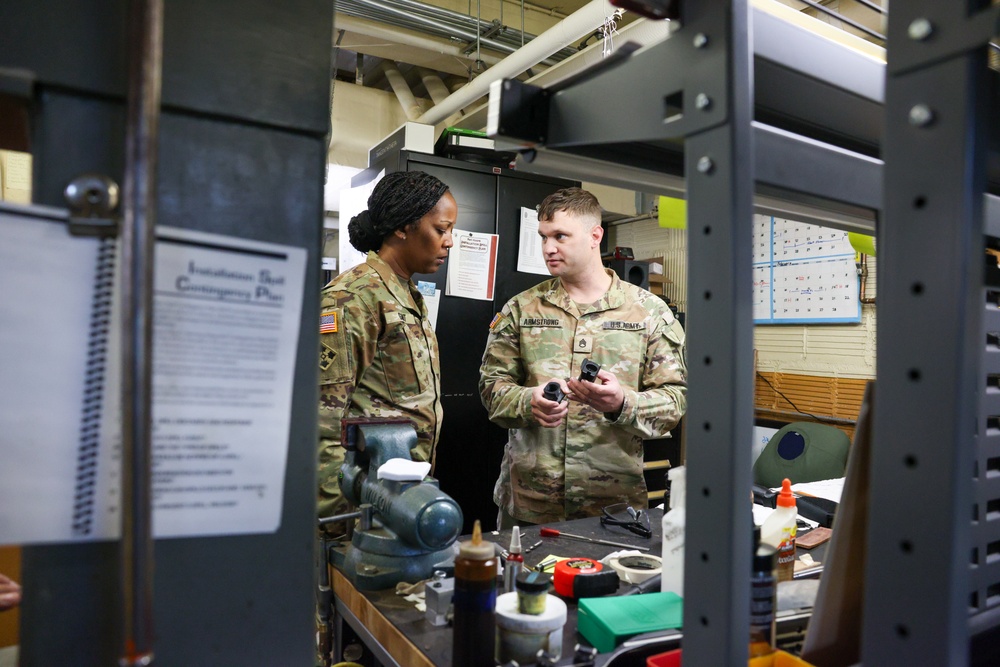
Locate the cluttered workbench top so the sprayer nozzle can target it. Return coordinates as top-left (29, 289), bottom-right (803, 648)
top-left (329, 505), bottom-right (830, 666)
top-left (331, 509), bottom-right (674, 666)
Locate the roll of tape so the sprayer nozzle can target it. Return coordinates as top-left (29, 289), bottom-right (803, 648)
top-left (553, 558), bottom-right (601, 598)
top-left (608, 554), bottom-right (662, 584)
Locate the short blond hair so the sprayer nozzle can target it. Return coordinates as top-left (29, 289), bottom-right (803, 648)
top-left (538, 187), bottom-right (602, 228)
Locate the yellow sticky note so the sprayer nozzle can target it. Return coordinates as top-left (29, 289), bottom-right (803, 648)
top-left (657, 196), bottom-right (686, 229)
top-left (848, 232), bottom-right (876, 257)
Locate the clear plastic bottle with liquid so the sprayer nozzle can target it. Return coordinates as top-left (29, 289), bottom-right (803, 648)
top-left (660, 465), bottom-right (686, 596)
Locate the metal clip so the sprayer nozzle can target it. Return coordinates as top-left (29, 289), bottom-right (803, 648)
top-left (64, 173), bottom-right (120, 237)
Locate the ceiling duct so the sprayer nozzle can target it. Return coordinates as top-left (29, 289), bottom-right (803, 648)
top-left (381, 61), bottom-right (424, 120)
top-left (417, 0), bottom-right (624, 127)
top-left (336, 0), bottom-right (579, 65)
top-left (335, 14), bottom-right (504, 73)
top-left (416, 67), bottom-right (452, 105)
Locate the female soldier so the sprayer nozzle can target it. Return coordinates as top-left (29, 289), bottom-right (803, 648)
top-left (317, 171), bottom-right (456, 522)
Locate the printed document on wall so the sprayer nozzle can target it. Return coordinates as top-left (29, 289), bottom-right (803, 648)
top-left (151, 227), bottom-right (306, 538)
top-left (517, 206), bottom-right (549, 275)
top-left (445, 229), bottom-right (498, 301)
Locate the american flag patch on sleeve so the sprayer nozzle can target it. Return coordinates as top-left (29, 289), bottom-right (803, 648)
top-left (489, 313), bottom-right (503, 330)
top-left (320, 309), bottom-right (339, 334)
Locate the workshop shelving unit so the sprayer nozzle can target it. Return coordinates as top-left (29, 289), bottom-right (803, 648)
top-left (489, 0), bottom-right (1000, 664)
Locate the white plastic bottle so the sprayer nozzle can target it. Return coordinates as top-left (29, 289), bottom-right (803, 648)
top-left (760, 478), bottom-right (797, 582)
top-left (660, 465), bottom-right (686, 596)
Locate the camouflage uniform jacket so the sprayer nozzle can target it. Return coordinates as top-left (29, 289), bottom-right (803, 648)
top-left (318, 252), bottom-right (442, 519)
top-left (479, 270), bottom-right (687, 524)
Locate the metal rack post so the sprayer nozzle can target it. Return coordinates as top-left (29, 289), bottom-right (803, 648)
top-left (866, 2), bottom-right (999, 665)
top-left (680, 2), bottom-right (756, 665)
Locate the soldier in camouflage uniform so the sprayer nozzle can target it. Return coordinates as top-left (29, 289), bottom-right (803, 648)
top-left (318, 171), bottom-right (456, 526)
top-left (480, 187), bottom-right (687, 526)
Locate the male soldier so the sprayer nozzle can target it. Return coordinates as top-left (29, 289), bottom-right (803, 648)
top-left (479, 187), bottom-right (687, 527)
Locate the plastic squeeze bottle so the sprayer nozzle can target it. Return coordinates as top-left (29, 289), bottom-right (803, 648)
top-left (660, 465), bottom-right (686, 596)
top-left (760, 478), bottom-right (797, 582)
top-left (452, 519), bottom-right (498, 666)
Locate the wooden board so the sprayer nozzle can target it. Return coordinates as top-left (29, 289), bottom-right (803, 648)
top-left (0, 546), bottom-right (20, 648)
top-left (332, 568), bottom-right (436, 667)
top-left (754, 372), bottom-right (868, 440)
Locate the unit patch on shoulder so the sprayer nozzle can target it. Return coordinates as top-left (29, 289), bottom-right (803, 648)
top-left (520, 317), bottom-right (561, 327)
top-left (320, 309), bottom-right (339, 334)
top-left (319, 342), bottom-right (337, 371)
top-left (603, 321), bottom-right (645, 331)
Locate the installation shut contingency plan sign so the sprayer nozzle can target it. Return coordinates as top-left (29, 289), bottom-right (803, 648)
top-left (151, 227), bottom-right (306, 538)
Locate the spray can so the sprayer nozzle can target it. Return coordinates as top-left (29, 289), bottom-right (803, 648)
top-left (760, 478), bottom-right (797, 582)
top-left (453, 519), bottom-right (498, 666)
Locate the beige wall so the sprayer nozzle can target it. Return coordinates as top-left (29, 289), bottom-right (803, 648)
top-left (328, 83), bottom-right (414, 168)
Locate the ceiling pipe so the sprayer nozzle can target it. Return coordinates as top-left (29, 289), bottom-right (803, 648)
top-left (381, 61), bottom-right (424, 120)
top-left (336, 14), bottom-right (504, 69)
top-left (416, 67), bottom-right (452, 105)
top-left (417, 0), bottom-right (620, 126)
top-left (340, 0), bottom-right (558, 62)
top-left (337, 0), bottom-right (579, 62)
top-left (416, 67), bottom-right (467, 126)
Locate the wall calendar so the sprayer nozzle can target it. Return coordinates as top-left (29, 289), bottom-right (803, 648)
top-left (753, 215), bottom-right (861, 324)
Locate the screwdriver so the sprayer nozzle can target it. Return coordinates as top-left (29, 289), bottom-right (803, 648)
top-left (539, 527), bottom-right (649, 552)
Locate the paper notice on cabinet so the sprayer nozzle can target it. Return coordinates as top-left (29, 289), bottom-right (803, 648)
top-left (445, 229), bottom-right (498, 301)
top-left (516, 206), bottom-right (549, 276)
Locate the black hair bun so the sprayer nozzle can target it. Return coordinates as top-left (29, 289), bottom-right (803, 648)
top-left (347, 210), bottom-right (382, 253)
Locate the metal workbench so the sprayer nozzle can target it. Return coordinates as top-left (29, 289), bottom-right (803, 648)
top-left (487, 1), bottom-right (1000, 665)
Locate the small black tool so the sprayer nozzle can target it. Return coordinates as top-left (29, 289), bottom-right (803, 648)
top-left (752, 483), bottom-right (777, 508)
top-left (542, 381), bottom-right (565, 403)
top-left (620, 572), bottom-right (662, 596)
top-left (579, 359), bottom-right (600, 383)
top-left (795, 495), bottom-right (838, 528)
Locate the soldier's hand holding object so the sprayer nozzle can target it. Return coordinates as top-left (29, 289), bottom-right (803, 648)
top-left (0, 573), bottom-right (21, 611)
top-left (566, 369), bottom-right (625, 415)
top-left (532, 380), bottom-right (570, 428)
